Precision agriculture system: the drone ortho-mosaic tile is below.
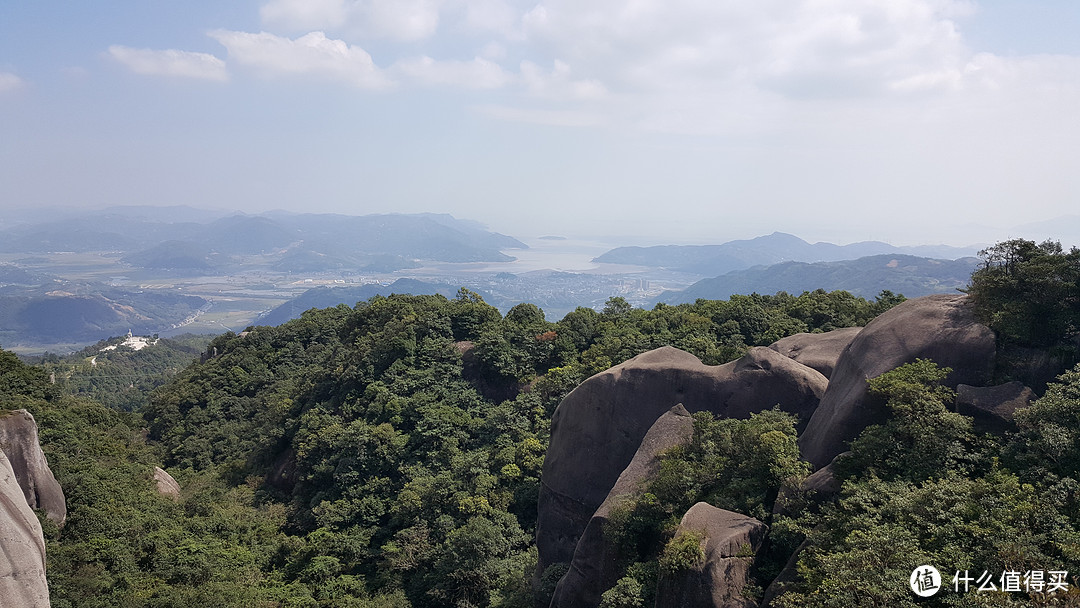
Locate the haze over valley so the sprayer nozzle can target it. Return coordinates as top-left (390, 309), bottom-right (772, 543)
top-left (2, 204), bottom-right (1065, 354)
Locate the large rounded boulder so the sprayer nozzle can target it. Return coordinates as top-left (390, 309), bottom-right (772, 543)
top-left (768, 327), bottom-right (862, 379)
top-left (0, 410), bottom-right (66, 525)
top-left (0, 447), bottom-right (50, 607)
top-left (552, 404), bottom-right (695, 608)
top-left (655, 502), bottom-right (767, 608)
top-left (798, 294), bottom-right (995, 468)
top-left (954, 381), bottom-right (1035, 434)
top-left (537, 346), bottom-right (826, 576)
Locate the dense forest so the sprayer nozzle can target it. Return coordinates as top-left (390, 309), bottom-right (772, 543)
top-left (1, 238), bottom-right (1078, 607)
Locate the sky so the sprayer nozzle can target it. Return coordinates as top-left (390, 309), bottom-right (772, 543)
top-left (1, 1), bottom-right (1079, 246)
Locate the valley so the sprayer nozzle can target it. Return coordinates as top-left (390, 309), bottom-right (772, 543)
top-left (0, 208), bottom-right (989, 354)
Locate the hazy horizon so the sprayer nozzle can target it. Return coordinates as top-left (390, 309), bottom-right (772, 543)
top-left (3, 1), bottom-right (1080, 247)
top-left (2, 202), bottom-right (1076, 251)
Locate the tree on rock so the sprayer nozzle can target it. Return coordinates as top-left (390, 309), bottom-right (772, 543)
top-left (967, 238), bottom-right (1080, 350)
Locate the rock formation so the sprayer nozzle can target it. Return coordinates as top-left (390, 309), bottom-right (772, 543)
top-left (537, 346), bottom-right (826, 574)
top-left (954, 382), bottom-right (1034, 433)
top-left (0, 447), bottom-right (51, 607)
top-left (768, 327), bottom-right (862, 379)
top-left (153, 467), bottom-right (181, 500)
top-left (654, 503), bottom-right (766, 608)
top-left (0, 410), bottom-right (66, 525)
top-left (798, 295), bottom-right (995, 468)
top-left (551, 404), bottom-right (695, 608)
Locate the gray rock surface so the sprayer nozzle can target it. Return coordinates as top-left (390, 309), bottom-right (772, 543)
top-left (551, 404), bottom-right (694, 608)
top-left (153, 467), bottom-right (181, 500)
top-left (654, 502), bottom-right (766, 608)
top-left (0, 410), bottom-right (66, 525)
top-left (955, 382), bottom-right (1034, 433)
top-left (800, 458), bottom-right (842, 496)
top-left (772, 452), bottom-right (845, 520)
top-left (0, 447), bottom-right (51, 607)
top-left (798, 295), bottom-right (995, 468)
top-left (768, 327), bottom-right (862, 379)
top-left (537, 346), bottom-right (826, 575)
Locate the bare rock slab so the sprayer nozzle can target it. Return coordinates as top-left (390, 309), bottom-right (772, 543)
top-left (153, 466), bottom-right (181, 500)
top-left (0, 409), bottom-right (66, 525)
top-left (551, 404), bottom-right (694, 608)
top-left (655, 502), bottom-right (766, 608)
top-left (955, 381), bottom-right (1034, 433)
top-left (768, 327), bottom-right (862, 379)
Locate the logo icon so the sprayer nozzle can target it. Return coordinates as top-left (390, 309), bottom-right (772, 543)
top-left (911, 565), bottom-right (942, 597)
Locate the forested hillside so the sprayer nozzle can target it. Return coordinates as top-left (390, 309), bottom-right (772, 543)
top-left (0, 287), bottom-right (895, 607)
top-left (32, 334), bottom-right (212, 411)
top-left (140, 288), bottom-right (897, 607)
top-left (2, 238), bottom-right (1078, 607)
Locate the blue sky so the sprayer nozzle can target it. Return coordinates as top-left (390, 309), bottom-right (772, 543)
top-left (2, 1), bottom-right (1079, 245)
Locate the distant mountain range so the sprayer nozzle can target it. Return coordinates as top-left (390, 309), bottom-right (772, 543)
top-left (658, 254), bottom-right (980, 304)
top-left (0, 210), bottom-right (527, 267)
top-left (0, 207), bottom-right (998, 349)
top-left (595, 232), bottom-right (979, 276)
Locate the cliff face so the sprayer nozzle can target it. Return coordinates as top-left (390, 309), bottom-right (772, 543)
top-left (536, 346), bottom-right (826, 576)
top-left (0, 446), bottom-right (51, 607)
top-left (0, 409), bottom-right (67, 525)
top-left (798, 294), bottom-right (996, 468)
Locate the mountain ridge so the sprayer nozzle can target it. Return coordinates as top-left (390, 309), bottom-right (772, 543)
top-left (595, 232), bottom-right (980, 275)
top-left (659, 253), bottom-right (980, 304)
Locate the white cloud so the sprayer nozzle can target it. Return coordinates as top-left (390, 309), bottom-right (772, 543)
top-left (108, 46), bottom-right (228, 81)
top-left (519, 60), bottom-right (607, 101)
top-left (260, 0), bottom-right (349, 30)
top-left (519, 0), bottom-right (974, 100)
top-left (0, 71), bottom-right (25, 92)
top-left (479, 41), bottom-right (507, 61)
top-left (209, 30), bottom-right (390, 89)
top-left (476, 104), bottom-right (607, 128)
top-left (394, 56), bottom-right (510, 88)
top-left (260, 0), bottom-right (442, 41)
top-left (462, 0), bottom-right (522, 37)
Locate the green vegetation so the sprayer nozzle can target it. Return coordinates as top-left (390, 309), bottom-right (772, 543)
top-left (834, 359), bottom-right (981, 483)
top-left (1, 347), bottom-right (312, 606)
top-left (600, 409), bottom-right (807, 604)
top-left (14, 255), bottom-right (1080, 607)
top-left (967, 238), bottom-right (1080, 384)
top-left (775, 360), bottom-right (1080, 607)
top-left (2, 287), bottom-right (884, 607)
top-left (36, 334), bottom-right (212, 411)
top-left (968, 239), bottom-right (1080, 349)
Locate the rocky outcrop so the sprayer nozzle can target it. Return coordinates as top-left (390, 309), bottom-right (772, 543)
top-left (655, 503), bottom-right (766, 608)
top-left (0, 447), bottom-right (50, 607)
top-left (772, 452), bottom-right (845, 522)
top-left (0, 410), bottom-right (66, 525)
top-left (551, 404), bottom-right (695, 608)
top-left (954, 382), bottom-right (1035, 434)
top-left (537, 346), bottom-right (826, 574)
top-left (153, 467), bottom-right (181, 500)
top-left (800, 458), bottom-right (842, 497)
top-left (798, 295), bottom-right (996, 468)
top-left (768, 327), bottom-right (862, 379)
